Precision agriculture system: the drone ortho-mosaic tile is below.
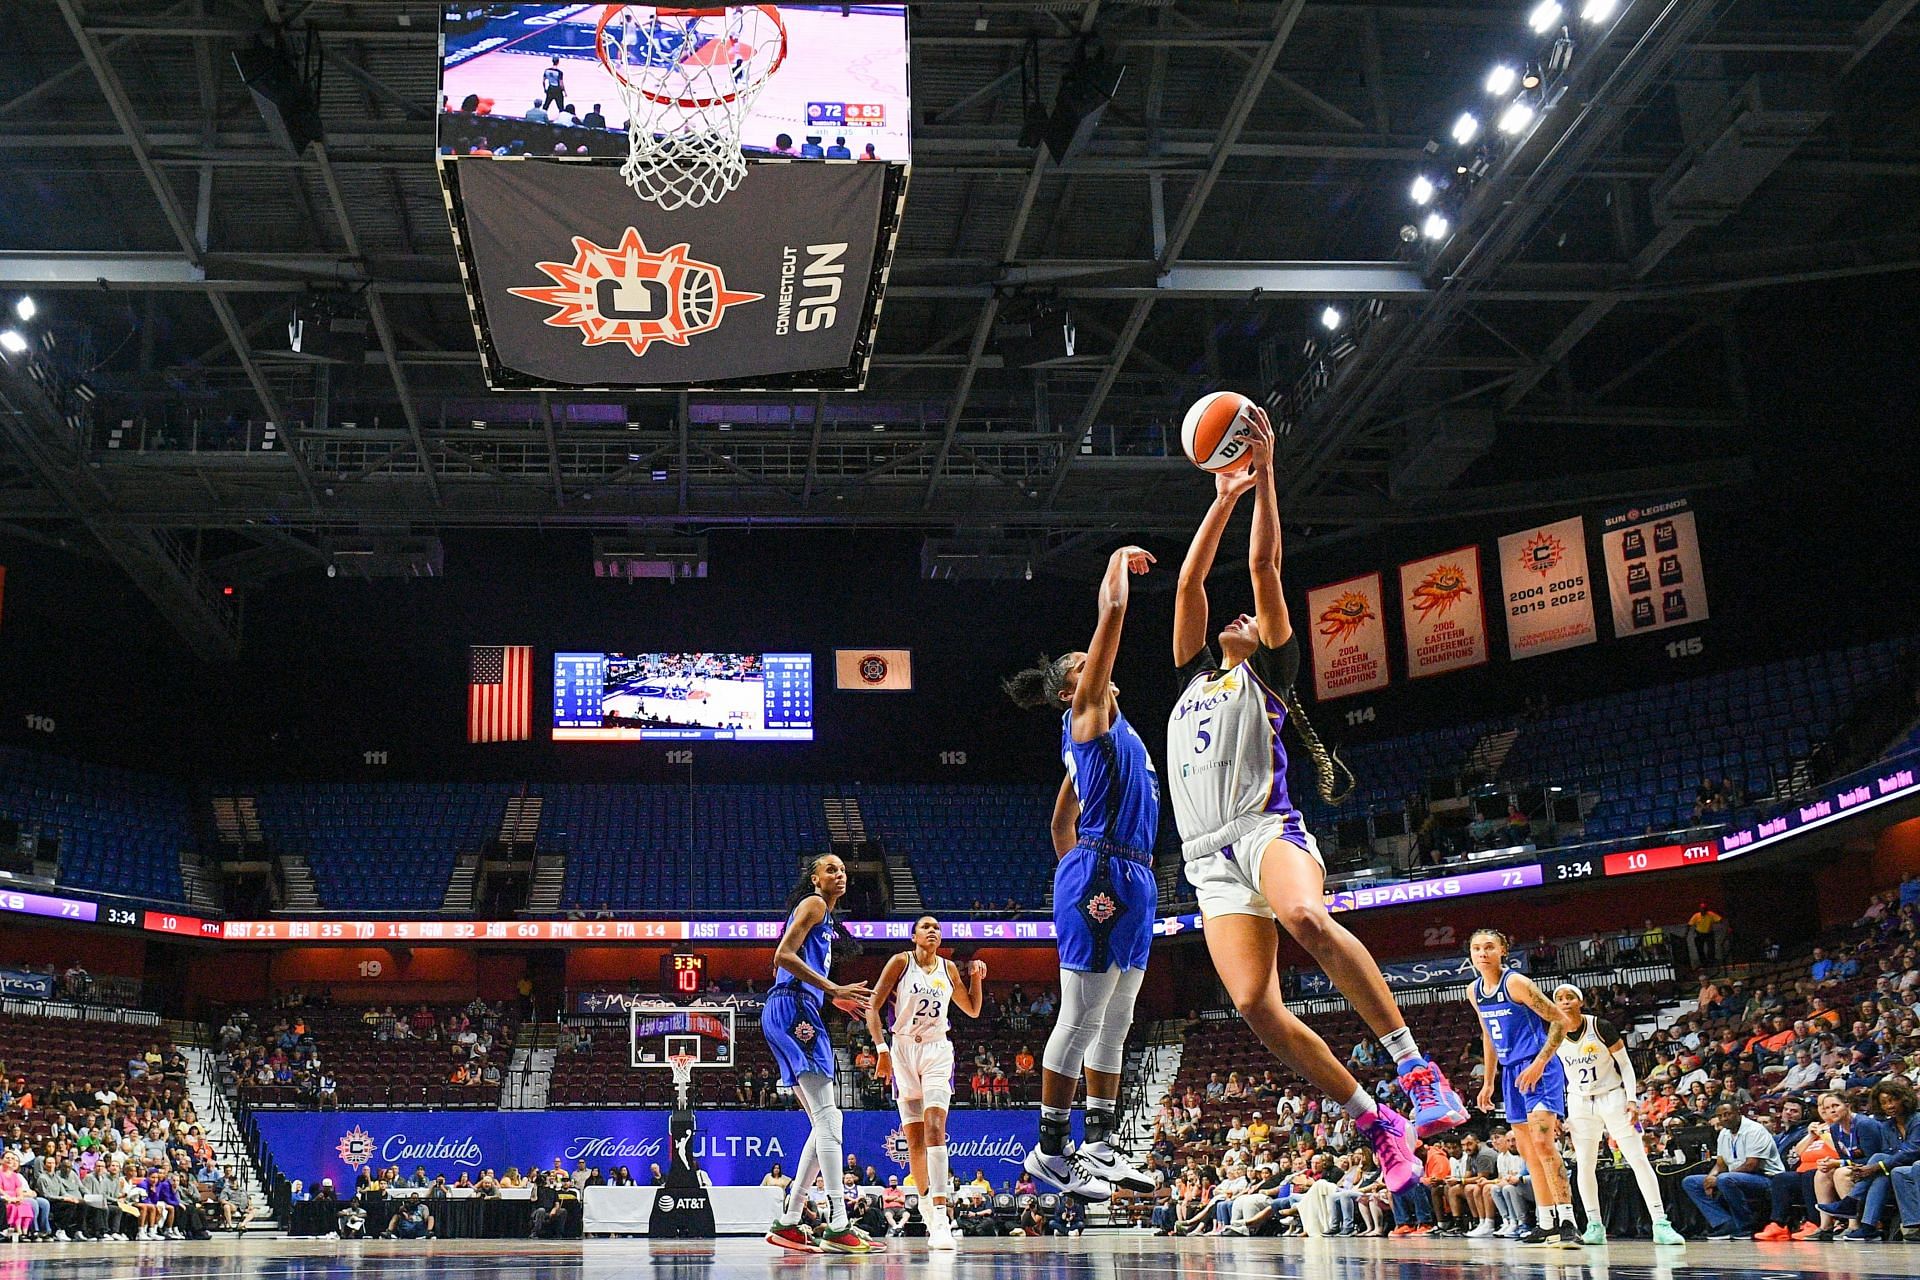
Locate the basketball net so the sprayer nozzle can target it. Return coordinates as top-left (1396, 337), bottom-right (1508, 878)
top-left (596, 4), bottom-right (787, 209)
top-left (668, 1051), bottom-right (698, 1110)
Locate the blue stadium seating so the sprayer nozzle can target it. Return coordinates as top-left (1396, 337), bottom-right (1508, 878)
top-left (541, 783), bottom-right (827, 913)
top-left (0, 746), bottom-right (189, 901)
top-left (853, 783), bottom-right (1056, 912)
top-left (1504, 637), bottom-right (1910, 838)
top-left (252, 782), bottom-right (513, 910)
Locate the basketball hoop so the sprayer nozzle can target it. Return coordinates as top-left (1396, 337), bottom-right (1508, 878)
top-left (595, 4), bottom-right (788, 209)
top-left (668, 1051), bottom-right (699, 1109)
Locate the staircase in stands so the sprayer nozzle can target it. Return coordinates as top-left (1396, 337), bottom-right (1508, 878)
top-left (442, 854), bottom-right (482, 913)
top-left (526, 852), bottom-right (566, 914)
top-left (278, 854), bottom-right (320, 911)
top-left (1115, 1030), bottom-right (1184, 1164)
top-left (180, 1045), bottom-right (276, 1231)
top-left (503, 1045), bottom-right (556, 1109)
top-left (1464, 726), bottom-right (1520, 782)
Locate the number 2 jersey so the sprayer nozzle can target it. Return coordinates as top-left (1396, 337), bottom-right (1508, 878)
top-left (1553, 1013), bottom-right (1627, 1098)
top-left (1165, 636), bottom-right (1306, 859)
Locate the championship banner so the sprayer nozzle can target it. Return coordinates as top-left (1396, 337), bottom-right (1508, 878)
top-left (254, 1108), bottom-right (1056, 1190)
top-left (1304, 573), bottom-right (1389, 701)
top-left (835, 649), bottom-right (913, 692)
top-left (444, 159), bottom-right (904, 392)
top-left (1496, 516), bottom-right (1598, 660)
top-left (1599, 496), bottom-right (1710, 637)
top-left (1398, 545), bottom-right (1489, 678)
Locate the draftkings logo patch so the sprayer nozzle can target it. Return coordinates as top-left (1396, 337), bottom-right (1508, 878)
top-left (336, 1125), bottom-right (375, 1170)
top-left (509, 227), bottom-right (763, 357)
top-left (1518, 530), bottom-right (1566, 578)
top-left (1409, 563), bottom-right (1473, 620)
top-left (1316, 590), bottom-right (1376, 646)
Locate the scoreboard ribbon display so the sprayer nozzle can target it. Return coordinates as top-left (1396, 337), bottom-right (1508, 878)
top-left (444, 159), bottom-right (905, 392)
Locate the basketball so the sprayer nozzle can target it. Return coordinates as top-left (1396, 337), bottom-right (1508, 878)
top-left (1180, 390), bottom-right (1260, 473)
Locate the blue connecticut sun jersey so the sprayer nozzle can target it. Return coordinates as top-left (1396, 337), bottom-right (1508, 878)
top-left (1473, 970), bottom-right (1549, 1067)
top-left (1061, 708), bottom-right (1161, 853)
top-left (772, 895), bottom-right (834, 993)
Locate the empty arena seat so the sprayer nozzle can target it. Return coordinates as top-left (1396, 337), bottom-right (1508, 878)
top-left (852, 783), bottom-right (1056, 912)
top-left (250, 782), bottom-right (513, 911)
top-left (0, 746), bottom-right (190, 902)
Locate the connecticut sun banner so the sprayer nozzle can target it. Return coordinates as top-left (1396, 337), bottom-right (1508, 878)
top-left (1399, 546), bottom-right (1489, 679)
top-left (1599, 496), bottom-right (1710, 638)
top-left (1305, 573), bottom-right (1390, 701)
top-left (1496, 516), bottom-right (1598, 660)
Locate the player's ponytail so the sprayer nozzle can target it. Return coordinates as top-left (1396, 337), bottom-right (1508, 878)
top-left (1001, 654), bottom-right (1072, 713)
top-left (1278, 687), bottom-right (1355, 805)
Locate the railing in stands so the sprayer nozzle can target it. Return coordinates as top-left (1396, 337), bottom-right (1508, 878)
top-left (0, 994), bottom-right (161, 1025)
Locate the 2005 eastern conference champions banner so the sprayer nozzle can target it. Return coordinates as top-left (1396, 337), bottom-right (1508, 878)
top-left (254, 1110), bottom-right (1048, 1189)
top-left (1496, 515), bottom-right (1599, 660)
top-left (1398, 545), bottom-right (1489, 678)
top-left (1305, 572), bottom-right (1389, 701)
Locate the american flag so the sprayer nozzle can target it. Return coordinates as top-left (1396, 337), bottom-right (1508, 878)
top-left (468, 645), bottom-right (533, 743)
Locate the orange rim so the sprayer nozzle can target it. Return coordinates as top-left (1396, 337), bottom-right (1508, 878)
top-left (595, 3), bottom-right (788, 109)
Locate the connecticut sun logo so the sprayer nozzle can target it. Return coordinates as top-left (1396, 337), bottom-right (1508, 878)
top-left (1084, 892), bottom-right (1118, 924)
top-left (1409, 563), bottom-right (1473, 619)
top-left (336, 1125), bottom-right (375, 1170)
top-left (1519, 531), bottom-right (1566, 578)
top-left (792, 1019), bottom-right (817, 1044)
top-left (1316, 590), bottom-right (1376, 646)
top-left (884, 1127), bottom-right (912, 1168)
top-left (509, 227), bottom-right (763, 357)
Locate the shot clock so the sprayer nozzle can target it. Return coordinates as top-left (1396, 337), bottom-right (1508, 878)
top-left (660, 951), bottom-right (708, 995)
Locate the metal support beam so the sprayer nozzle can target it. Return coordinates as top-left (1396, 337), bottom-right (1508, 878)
top-left (539, 395), bottom-right (565, 506)
top-left (313, 142), bottom-right (441, 503)
top-left (1047, 0), bottom-right (1308, 503)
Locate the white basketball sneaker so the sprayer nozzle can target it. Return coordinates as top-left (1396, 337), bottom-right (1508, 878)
top-left (1023, 1145), bottom-right (1112, 1201)
top-left (925, 1203), bottom-right (957, 1251)
top-left (1074, 1140), bottom-right (1157, 1194)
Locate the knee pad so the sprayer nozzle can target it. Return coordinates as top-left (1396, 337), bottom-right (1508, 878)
top-left (1084, 968), bottom-right (1145, 1075)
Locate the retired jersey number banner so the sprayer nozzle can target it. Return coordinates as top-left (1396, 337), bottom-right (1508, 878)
top-left (1304, 573), bottom-right (1389, 701)
top-left (446, 159), bottom-right (898, 391)
top-left (1600, 496), bottom-right (1710, 637)
top-left (1496, 516), bottom-right (1598, 660)
top-left (1398, 545), bottom-right (1488, 679)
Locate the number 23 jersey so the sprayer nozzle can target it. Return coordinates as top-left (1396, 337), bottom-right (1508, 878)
top-left (1166, 637), bottom-right (1304, 860)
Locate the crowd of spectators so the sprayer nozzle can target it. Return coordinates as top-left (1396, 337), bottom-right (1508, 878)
top-left (0, 1051), bottom-right (254, 1242)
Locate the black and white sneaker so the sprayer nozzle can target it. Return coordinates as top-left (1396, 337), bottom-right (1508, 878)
top-left (1519, 1225), bottom-right (1559, 1247)
top-left (1023, 1145), bottom-right (1112, 1201)
top-left (1555, 1221), bottom-right (1583, 1249)
top-left (1075, 1140), bottom-right (1157, 1193)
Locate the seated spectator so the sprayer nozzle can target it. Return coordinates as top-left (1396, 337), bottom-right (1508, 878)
top-left (1683, 1102), bottom-right (1787, 1238)
top-left (386, 1196), bottom-right (433, 1240)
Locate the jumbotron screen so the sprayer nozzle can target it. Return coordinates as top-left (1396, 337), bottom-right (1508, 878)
top-left (439, 4), bottom-right (912, 163)
top-left (552, 652), bottom-right (813, 740)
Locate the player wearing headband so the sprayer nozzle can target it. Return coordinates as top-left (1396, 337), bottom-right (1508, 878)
top-left (1551, 982), bottom-right (1685, 1246)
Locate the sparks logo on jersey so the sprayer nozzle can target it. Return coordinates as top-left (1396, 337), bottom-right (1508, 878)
top-left (791, 1019), bottom-right (817, 1043)
top-left (1409, 563), bottom-right (1473, 619)
top-left (1316, 591), bottom-right (1376, 646)
top-left (1205, 670), bottom-right (1241, 695)
top-left (336, 1124), bottom-right (375, 1170)
top-left (1084, 892), bottom-right (1118, 924)
top-left (509, 227), bottom-right (764, 358)
top-left (1518, 530), bottom-right (1566, 577)
top-left (884, 1127), bottom-right (911, 1168)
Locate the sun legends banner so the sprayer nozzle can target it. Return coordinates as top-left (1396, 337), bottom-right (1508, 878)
top-left (1305, 572), bottom-right (1390, 700)
top-left (1600, 496), bottom-right (1710, 637)
top-left (1399, 545), bottom-right (1489, 678)
top-left (1497, 515), bottom-right (1599, 660)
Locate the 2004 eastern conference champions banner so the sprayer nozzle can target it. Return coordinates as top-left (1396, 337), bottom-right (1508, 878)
top-left (254, 1109), bottom-right (1049, 1190)
top-left (1398, 545), bottom-right (1489, 679)
top-left (1496, 515), bottom-right (1599, 660)
top-left (1304, 572), bottom-right (1389, 701)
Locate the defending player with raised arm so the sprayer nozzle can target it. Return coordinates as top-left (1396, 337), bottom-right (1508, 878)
top-left (1166, 408), bottom-right (1467, 1199)
top-left (762, 854), bottom-right (880, 1254)
top-left (1002, 543), bottom-right (1162, 1202)
top-left (864, 916), bottom-right (984, 1250)
top-left (1466, 928), bottom-right (1584, 1247)
top-left (1552, 982), bottom-right (1685, 1246)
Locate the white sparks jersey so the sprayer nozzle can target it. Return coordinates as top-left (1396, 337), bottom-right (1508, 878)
top-left (1554, 1014), bottom-right (1627, 1099)
top-left (891, 957), bottom-right (953, 1041)
top-left (1166, 640), bottom-right (1305, 861)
